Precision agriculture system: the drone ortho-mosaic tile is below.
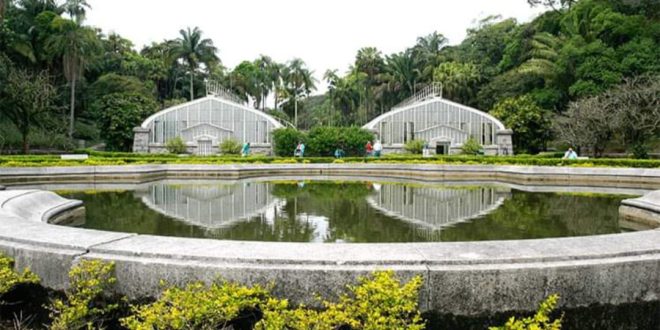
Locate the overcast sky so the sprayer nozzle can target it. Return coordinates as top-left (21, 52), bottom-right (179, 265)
top-left (86, 0), bottom-right (546, 92)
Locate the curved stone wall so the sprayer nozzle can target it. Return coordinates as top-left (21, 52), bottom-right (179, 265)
top-left (0, 164), bottom-right (658, 316)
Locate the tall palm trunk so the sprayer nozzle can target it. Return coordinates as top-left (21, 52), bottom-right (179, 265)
top-left (69, 78), bottom-right (76, 138)
top-left (21, 130), bottom-right (29, 154)
top-left (189, 71), bottom-right (194, 101)
top-left (294, 94), bottom-right (298, 128)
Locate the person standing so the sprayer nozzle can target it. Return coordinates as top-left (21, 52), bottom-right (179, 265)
top-left (241, 142), bottom-right (251, 157)
top-left (365, 141), bottom-right (373, 157)
top-left (374, 140), bottom-right (383, 158)
top-left (562, 147), bottom-right (578, 160)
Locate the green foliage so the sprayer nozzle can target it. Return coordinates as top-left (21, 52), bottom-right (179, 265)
top-left (404, 140), bottom-right (425, 154)
top-left (306, 126), bottom-right (374, 157)
top-left (122, 281), bottom-right (270, 330)
top-left (220, 138), bottom-right (242, 155)
top-left (272, 128), bottom-right (306, 157)
top-left (88, 73), bottom-right (151, 102)
top-left (165, 137), bottom-right (187, 154)
top-left (49, 260), bottom-right (120, 330)
top-left (273, 127), bottom-right (374, 157)
top-left (491, 95), bottom-right (553, 154)
top-left (257, 270), bottom-right (425, 330)
top-left (461, 136), bottom-right (483, 155)
top-left (0, 254), bottom-right (40, 296)
top-left (91, 93), bottom-right (158, 151)
top-left (0, 60), bottom-right (57, 153)
top-left (489, 294), bottom-right (562, 330)
top-left (433, 61), bottom-right (481, 104)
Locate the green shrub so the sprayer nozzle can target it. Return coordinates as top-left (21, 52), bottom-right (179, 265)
top-left (121, 281), bottom-right (271, 330)
top-left (306, 126), bottom-right (341, 157)
top-left (405, 140), bottom-right (425, 154)
top-left (338, 126), bottom-right (374, 157)
top-left (272, 128), bottom-right (306, 157)
top-left (257, 270), bottom-right (425, 330)
top-left (489, 294), bottom-right (562, 330)
top-left (165, 137), bottom-right (187, 154)
top-left (49, 260), bottom-right (120, 330)
top-left (0, 253), bottom-right (40, 296)
top-left (91, 93), bottom-right (158, 151)
top-left (461, 136), bottom-right (483, 155)
top-left (220, 138), bottom-right (242, 155)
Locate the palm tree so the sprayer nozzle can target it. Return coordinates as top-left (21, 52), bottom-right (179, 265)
top-left (283, 58), bottom-right (316, 127)
top-left (269, 62), bottom-right (284, 110)
top-left (433, 61), bottom-right (481, 104)
top-left (354, 47), bottom-right (384, 121)
top-left (47, 17), bottom-right (100, 138)
top-left (385, 52), bottom-right (419, 99)
top-left (174, 27), bottom-right (219, 101)
top-left (412, 31), bottom-right (448, 80)
top-left (63, 0), bottom-right (90, 24)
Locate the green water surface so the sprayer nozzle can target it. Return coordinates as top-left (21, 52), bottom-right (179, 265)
top-left (58, 180), bottom-right (633, 243)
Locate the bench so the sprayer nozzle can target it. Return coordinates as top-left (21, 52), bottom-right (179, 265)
top-left (60, 154), bottom-right (89, 160)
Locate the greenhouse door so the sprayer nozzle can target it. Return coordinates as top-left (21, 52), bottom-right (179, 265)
top-left (197, 139), bottom-right (212, 156)
top-left (436, 143), bottom-right (449, 155)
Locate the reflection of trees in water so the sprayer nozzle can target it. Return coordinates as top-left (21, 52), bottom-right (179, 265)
top-left (439, 191), bottom-right (623, 241)
top-left (268, 182), bottom-right (436, 242)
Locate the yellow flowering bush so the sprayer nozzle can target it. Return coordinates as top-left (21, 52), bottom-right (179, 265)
top-left (256, 270), bottom-right (426, 330)
top-left (49, 260), bottom-right (120, 330)
top-left (121, 281), bottom-right (271, 330)
top-left (0, 254), bottom-right (40, 296)
top-left (489, 294), bottom-right (562, 330)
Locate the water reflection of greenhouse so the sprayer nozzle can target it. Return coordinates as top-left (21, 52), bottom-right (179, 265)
top-left (367, 184), bottom-right (511, 238)
top-left (137, 180), bottom-right (511, 238)
top-left (139, 181), bottom-right (280, 229)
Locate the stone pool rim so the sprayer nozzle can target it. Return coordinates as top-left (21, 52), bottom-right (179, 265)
top-left (0, 163), bottom-right (658, 316)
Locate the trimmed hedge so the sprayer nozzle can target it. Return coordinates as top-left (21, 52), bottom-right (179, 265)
top-left (1, 152), bottom-right (660, 168)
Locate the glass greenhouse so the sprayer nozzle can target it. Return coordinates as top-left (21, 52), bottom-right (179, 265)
top-left (133, 86), bottom-right (284, 155)
top-left (362, 85), bottom-right (513, 155)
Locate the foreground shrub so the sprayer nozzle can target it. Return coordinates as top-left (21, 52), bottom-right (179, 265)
top-left (489, 294), bottom-right (562, 330)
top-left (49, 260), bottom-right (120, 330)
top-left (165, 137), bottom-right (187, 154)
top-left (220, 138), bottom-right (242, 155)
top-left (0, 254), bottom-right (39, 296)
top-left (121, 281), bottom-right (271, 330)
top-left (272, 128), bottom-right (306, 157)
top-left (461, 136), bottom-right (483, 155)
top-left (256, 270), bottom-right (425, 330)
top-left (405, 139), bottom-right (425, 154)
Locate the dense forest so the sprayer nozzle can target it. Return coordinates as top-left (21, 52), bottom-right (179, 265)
top-left (0, 0), bottom-right (658, 156)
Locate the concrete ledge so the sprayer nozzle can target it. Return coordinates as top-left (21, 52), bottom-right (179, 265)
top-left (0, 164), bottom-right (659, 315)
top-left (620, 190), bottom-right (660, 229)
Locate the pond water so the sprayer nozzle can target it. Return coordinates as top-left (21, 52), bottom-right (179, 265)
top-left (57, 179), bottom-right (637, 243)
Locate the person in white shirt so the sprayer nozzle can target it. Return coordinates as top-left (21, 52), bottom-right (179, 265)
top-left (373, 140), bottom-right (383, 158)
top-left (563, 147), bottom-right (578, 160)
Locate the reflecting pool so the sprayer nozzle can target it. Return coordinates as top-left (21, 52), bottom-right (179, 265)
top-left (57, 179), bottom-right (637, 243)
